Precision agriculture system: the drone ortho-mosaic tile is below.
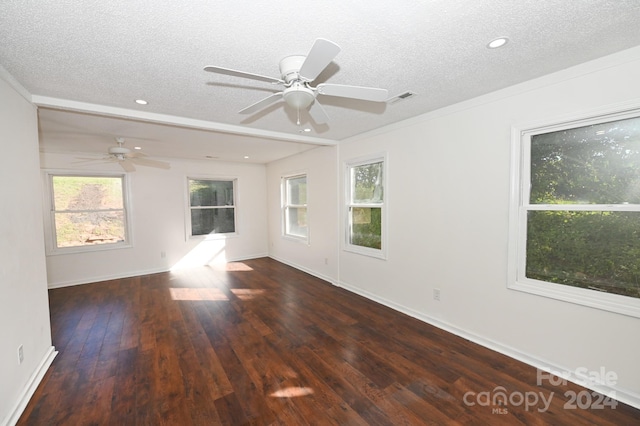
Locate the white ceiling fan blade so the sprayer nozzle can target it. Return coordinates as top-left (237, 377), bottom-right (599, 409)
top-left (316, 84), bottom-right (388, 102)
top-left (73, 157), bottom-right (109, 163)
top-left (299, 39), bottom-right (341, 82)
top-left (131, 157), bottom-right (171, 170)
top-left (308, 100), bottom-right (330, 124)
top-left (204, 66), bottom-right (283, 84)
top-left (239, 92), bottom-right (283, 114)
top-left (119, 159), bottom-right (136, 172)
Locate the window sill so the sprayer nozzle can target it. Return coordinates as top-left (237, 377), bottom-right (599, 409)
top-left (189, 232), bottom-right (238, 242)
top-left (46, 241), bottom-right (132, 256)
top-left (282, 234), bottom-right (309, 245)
top-left (343, 244), bottom-right (386, 260)
top-left (509, 278), bottom-right (640, 319)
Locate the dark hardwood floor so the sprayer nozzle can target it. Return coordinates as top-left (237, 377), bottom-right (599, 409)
top-left (18, 257), bottom-right (639, 425)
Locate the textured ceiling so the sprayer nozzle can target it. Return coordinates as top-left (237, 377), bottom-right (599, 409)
top-left (2, 0), bottom-right (640, 163)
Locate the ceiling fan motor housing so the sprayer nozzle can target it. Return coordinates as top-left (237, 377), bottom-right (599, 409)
top-left (279, 55), bottom-right (306, 83)
top-left (109, 146), bottom-right (130, 155)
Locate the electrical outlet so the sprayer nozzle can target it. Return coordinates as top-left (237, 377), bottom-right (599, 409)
top-left (324, 258), bottom-right (328, 265)
top-left (18, 345), bottom-right (24, 364)
top-left (160, 251), bottom-right (166, 259)
top-left (433, 288), bottom-right (441, 301)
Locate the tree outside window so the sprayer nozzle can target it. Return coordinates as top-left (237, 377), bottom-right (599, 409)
top-left (346, 156), bottom-right (385, 257)
top-left (188, 179), bottom-right (236, 236)
top-left (510, 110), bottom-right (640, 317)
top-left (283, 174), bottom-right (308, 240)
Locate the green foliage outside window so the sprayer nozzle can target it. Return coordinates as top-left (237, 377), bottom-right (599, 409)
top-left (349, 161), bottom-right (383, 250)
top-left (189, 179), bottom-right (235, 235)
top-left (526, 116), bottom-right (640, 299)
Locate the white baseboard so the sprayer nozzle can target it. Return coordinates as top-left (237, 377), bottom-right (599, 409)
top-left (48, 254), bottom-right (271, 289)
top-left (268, 255), bottom-right (338, 285)
top-left (47, 267), bottom-right (170, 289)
top-left (3, 346), bottom-right (57, 426)
top-left (226, 252), bottom-right (270, 263)
top-left (336, 279), bottom-right (640, 411)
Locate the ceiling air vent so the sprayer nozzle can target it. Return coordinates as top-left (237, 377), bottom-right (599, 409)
top-left (387, 91), bottom-right (417, 104)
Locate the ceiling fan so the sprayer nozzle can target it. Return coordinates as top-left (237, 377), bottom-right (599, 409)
top-left (204, 38), bottom-right (389, 125)
top-left (75, 138), bottom-right (170, 172)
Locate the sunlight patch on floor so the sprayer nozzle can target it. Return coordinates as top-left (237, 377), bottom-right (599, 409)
top-left (210, 262), bottom-right (254, 272)
top-left (269, 387), bottom-right (315, 398)
top-left (230, 288), bottom-right (266, 300)
top-left (170, 287), bottom-right (229, 301)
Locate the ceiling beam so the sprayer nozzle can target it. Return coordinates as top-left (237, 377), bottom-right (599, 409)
top-left (31, 95), bottom-right (338, 146)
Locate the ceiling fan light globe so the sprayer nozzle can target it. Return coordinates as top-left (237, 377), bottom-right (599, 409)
top-left (283, 84), bottom-right (315, 109)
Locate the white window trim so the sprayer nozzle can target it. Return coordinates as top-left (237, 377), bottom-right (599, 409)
top-left (507, 104), bottom-right (640, 318)
top-left (185, 175), bottom-right (238, 241)
top-left (343, 153), bottom-right (387, 259)
top-left (281, 172), bottom-right (309, 244)
top-left (42, 170), bottom-right (133, 255)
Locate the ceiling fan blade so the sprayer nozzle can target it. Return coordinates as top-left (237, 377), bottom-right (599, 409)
top-left (73, 157), bottom-right (109, 163)
top-left (204, 66), bottom-right (283, 84)
top-left (119, 160), bottom-right (136, 172)
top-left (299, 39), bottom-right (341, 82)
top-left (239, 92), bottom-right (283, 114)
top-left (308, 100), bottom-right (330, 124)
top-left (316, 83), bottom-right (388, 102)
top-left (131, 157), bottom-right (171, 170)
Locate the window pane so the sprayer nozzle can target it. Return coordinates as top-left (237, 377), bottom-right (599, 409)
top-left (352, 162), bottom-right (383, 204)
top-left (287, 176), bottom-right (307, 205)
top-left (526, 210), bottom-right (640, 299)
top-left (191, 208), bottom-right (235, 235)
top-left (189, 180), bottom-right (234, 207)
top-left (530, 116), bottom-right (640, 204)
top-left (350, 207), bottom-right (381, 249)
top-left (54, 211), bottom-right (125, 247)
top-left (53, 176), bottom-right (123, 210)
top-left (286, 207), bottom-right (307, 237)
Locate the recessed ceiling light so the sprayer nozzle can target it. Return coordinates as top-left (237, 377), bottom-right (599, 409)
top-left (134, 146), bottom-right (142, 150)
top-left (299, 128), bottom-right (312, 133)
top-left (244, 156), bottom-right (249, 159)
top-left (487, 37), bottom-right (509, 49)
top-left (135, 99), bottom-right (148, 105)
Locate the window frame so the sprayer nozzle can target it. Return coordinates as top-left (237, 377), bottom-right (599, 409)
top-left (43, 171), bottom-right (133, 255)
top-left (186, 176), bottom-right (238, 240)
top-left (282, 172), bottom-right (309, 243)
top-left (344, 153), bottom-right (387, 259)
top-left (508, 105), bottom-right (640, 318)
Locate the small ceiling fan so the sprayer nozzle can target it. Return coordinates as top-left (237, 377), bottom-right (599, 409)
top-left (75, 138), bottom-right (170, 172)
top-left (204, 38), bottom-right (389, 124)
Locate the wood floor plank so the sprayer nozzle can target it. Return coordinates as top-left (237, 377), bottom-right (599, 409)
top-left (17, 257), bottom-right (640, 425)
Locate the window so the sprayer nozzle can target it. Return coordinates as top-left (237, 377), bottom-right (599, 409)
top-left (509, 109), bottom-right (640, 317)
top-left (45, 173), bottom-right (131, 253)
top-left (283, 174), bottom-right (308, 240)
top-left (188, 178), bottom-right (236, 236)
top-left (345, 155), bottom-right (386, 258)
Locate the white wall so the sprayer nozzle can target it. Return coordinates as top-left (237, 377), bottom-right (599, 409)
top-left (267, 46), bottom-right (640, 407)
top-left (0, 74), bottom-right (54, 425)
top-left (266, 146), bottom-right (339, 283)
top-left (40, 153), bottom-right (269, 287)
top-left (336, 46), bottom-right (640, 405)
